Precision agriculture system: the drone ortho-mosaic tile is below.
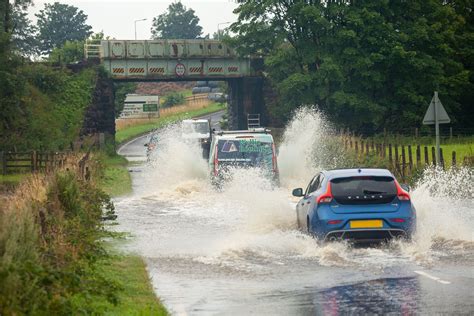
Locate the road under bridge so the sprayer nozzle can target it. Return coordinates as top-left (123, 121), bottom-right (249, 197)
top-left (85, 39), bottom-right (266, 129)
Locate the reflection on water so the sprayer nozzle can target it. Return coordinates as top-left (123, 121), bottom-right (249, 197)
top-left (316, 277), bottom-right (419, 315)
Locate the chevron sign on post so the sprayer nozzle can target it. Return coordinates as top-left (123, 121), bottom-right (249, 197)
top-left (422, 91), bottom-right (451, 165)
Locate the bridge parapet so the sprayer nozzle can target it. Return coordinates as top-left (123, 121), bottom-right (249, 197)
top-left (85, 39), bottom-right (253, 80)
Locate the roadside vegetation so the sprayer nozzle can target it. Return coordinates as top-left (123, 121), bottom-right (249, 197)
top-left (116, 102), bottom-right (226, 145)
top-left (229, 1), bottom-right (473, 135)
top-left (0, 155), bottom-right (167, 315)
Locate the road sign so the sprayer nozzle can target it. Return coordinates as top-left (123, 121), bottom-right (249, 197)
top-left (143, 103), bottom-right (158, 112)
top-left (423, 92), bottom-right (450, 125)
top-left (175, 63), bottom-right (186, 76)
top-left (422, 91), bottom-right (450, 165)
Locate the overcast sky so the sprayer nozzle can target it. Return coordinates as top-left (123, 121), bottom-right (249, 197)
top-left (29, 1), bottom-right (239, 39)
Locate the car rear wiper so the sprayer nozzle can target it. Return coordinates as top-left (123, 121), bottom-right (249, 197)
top-left (363, 190), bottom-right (386, 194)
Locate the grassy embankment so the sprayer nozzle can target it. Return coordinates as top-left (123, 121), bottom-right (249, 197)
top-left (0, 65), bottom-right (167, 314)
top-left (116, 101), bottom-right (226, 145)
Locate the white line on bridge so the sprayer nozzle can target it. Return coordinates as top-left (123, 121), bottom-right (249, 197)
top-left (414, 270), bottom-right (451, 285)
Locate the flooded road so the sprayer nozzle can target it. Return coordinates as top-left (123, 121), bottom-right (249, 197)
top-left (114, 110), bottom-right (474, 315)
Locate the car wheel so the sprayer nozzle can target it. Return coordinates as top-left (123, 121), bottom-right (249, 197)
top-left (306, 216), bottom-right (311, 234)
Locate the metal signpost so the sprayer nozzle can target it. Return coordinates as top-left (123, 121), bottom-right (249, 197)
top-left (422, 91), bottom-right (451, 165)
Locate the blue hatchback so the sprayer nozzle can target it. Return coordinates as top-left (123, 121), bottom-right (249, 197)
top-left (293, 168), bottom-right (416, 243)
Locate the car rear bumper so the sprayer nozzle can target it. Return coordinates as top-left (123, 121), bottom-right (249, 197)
top-left (324, 228), bottom-right (408, 243)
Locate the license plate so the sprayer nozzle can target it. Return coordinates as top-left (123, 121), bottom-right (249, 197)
top-left (350, 220), bottom-right (383, 229)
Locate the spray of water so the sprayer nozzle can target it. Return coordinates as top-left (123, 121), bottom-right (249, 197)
top-left (400, 166), bottom-right (474, 264)
top-left (277, 107), bottom-right (348, 188)
top-left (123, 106), bottom-right (473, 270)
top-left (141, 122), bottom-right (210, 198)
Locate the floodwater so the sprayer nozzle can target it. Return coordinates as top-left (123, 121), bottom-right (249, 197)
top-left (114, 109), bottom-right (474, 315)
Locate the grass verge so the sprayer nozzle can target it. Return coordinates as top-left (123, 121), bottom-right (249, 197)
top-left (101, 254), bottom-right (167, 316)
top-left (116, 102), bottom-right (225, 145)
top-left (97, 154), bottom-right (168, 314)
top-left (100, 153), bottom-right (132, 197)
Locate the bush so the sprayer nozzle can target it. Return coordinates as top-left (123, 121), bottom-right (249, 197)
top-left (0, 161), bottom-right (119, 315)
top-left (162, 92), bottom-right (185, 108)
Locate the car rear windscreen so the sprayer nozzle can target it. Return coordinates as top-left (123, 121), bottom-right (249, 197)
top-left (330, 176), bottom-right (397, 205)
top-left (217, 139), bottom-right (273, 169)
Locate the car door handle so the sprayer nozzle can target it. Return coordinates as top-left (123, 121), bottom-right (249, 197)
top-left (306, 201), bottom-right (311, 205)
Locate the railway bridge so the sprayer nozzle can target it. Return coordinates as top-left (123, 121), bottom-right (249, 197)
top-left (85, 39), bottom-right (265, 129)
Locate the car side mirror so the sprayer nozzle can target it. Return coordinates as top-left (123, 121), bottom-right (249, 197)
top-left (292, 188), bottom-right (304, 197)
top-left (401, 184), bottom-right (410, 192)
top-left (144, 143), bottom-right (148, 147)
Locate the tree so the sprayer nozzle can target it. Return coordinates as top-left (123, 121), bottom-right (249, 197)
top-left (11, 7), bottom-right (38, 57)
top-left (231, 0), bottom-right (472, 134)
top-left (151, 2), bottom-right (202, 39)
top-left (36, 2), bottom-right (92, 55)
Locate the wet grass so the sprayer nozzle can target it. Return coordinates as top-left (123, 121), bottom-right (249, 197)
top-left (116, 102), bottom-right (225, 145)
top-left (101, 254), bottom-right (168, 316)
top-left (100, 154), bottom-right (132, 197)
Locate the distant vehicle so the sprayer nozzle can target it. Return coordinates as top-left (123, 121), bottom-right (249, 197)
top-left (208, 92), bottom-right (227, 103)
top-left (293, 168), bottom-right (416, 243)
top-left (208, 128), bottom-right (279, 186)
top-left (144, 132), bottom-right (159, 161)
top-left (181, 119), bottom-right (212, 158)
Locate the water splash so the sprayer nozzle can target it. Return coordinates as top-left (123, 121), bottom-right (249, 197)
top-left (277, 107), bottom-right (348, 188)
top-left (118, 107), bottom-right (473, 271)
top-left (399, 166), bottom-right (474, 264)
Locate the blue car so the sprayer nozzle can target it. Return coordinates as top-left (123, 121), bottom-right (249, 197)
top-left (293, 168), bottom-right (416, 243)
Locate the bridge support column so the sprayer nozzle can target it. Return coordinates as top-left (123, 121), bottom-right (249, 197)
top-left (227, 77), bottom-right (264, 130)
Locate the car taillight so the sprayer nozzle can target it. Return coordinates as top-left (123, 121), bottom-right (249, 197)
top-left (213, 144), bottom-right (219, 176)
top-left (390, 218), bottom-right (406, 223)
top-left (327, 220), bottom-right (342, 225)
top-left (395, 180), bottom-right (410, 201)
top-left (316, 183), bottom-right (333, 203)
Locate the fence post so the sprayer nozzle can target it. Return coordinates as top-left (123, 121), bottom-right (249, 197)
top-left (408, 145), bottom-right (413, 171)
top-left (431, 147), bottom-right (436, 166)
top-left (395, 145), bottom-right (399, 172)
top-left (424, 146), bottom-right (429, 165)
top-left (355, 141), bottom-right (359, 155)
top-left (31, 150), bottom-right (37, 172)
top-left (388, 144), bottom-right (393, 164)
top-left (416, 145), bottom-right (421, 167)
top-left (0, 151), bottom-right (5, 175)
top-left (401, 145), bottom-right (406, 179)
top-left (452, 151), bottom-right (456, 168)
top-left (415, 128), bottom-right (419, 139)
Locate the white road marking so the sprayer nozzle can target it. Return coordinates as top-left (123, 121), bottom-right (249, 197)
top-left (414, 270), bottom-right (451, 285)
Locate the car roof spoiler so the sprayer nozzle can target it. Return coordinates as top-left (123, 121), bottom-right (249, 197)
top-left (214, 128), bottom-right (271, 135)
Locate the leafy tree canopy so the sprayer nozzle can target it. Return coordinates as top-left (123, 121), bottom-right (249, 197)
top-left (231, 0), bottom-right (473, 134)
top-left (36, 2), bottom-right (92, 55)
top-left (151, 2), bottom-right (203, 39)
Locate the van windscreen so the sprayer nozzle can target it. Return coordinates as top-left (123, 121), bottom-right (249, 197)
top-left (217, 139), bottom-right (273, 167)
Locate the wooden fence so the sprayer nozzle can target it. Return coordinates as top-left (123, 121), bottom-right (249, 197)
top-left (342, 136), bottom-right (471, 181)
top-left (1, 151), bottom-right (91, 180)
